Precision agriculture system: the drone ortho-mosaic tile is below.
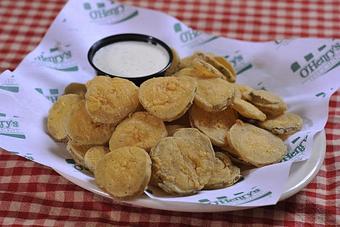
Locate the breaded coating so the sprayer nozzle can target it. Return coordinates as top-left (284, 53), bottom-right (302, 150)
top-left (66, 140), bottom-right (93, 166)
top-left (204, 152), bottom-right (241, 189)
top-left (84, 146), bottom-right (109, 173)
top-left (257, 112), bottom-right (303, 137)
top-left (139, 77), bottom-right (197, 121)
top-left (150, 128), bottom-right (215, 195)
top-left (226, 120), bottom-right (287, 167)
top-left (189, 104), bottom-right (238, 147)
top-left (66, 100), bottom-right (114, 145)
top-left (232, 98), bottom-right (266, 121)
top-left (95, 146), bottom-right (151, 198)
top-left (213, 55), bottom-right (237, 80)
top-left (196, 52), bottom-right (236, 82)
top-left (109, 111), bottom-right (167, 152)
top-left (47, 94), bottom-right (83, 141)
top-left (85, 76), bottom-right (139, 124)
top-left (249, 90), bottom-right (287, 116)
top-left (180, 52), bottom-right (236, 82)
top-left (233, 84), bottom-right (253, 101)
top-left (194, 78), bottom-right (235, 112)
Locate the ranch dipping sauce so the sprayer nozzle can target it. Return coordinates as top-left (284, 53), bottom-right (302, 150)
top-left (92, 41), bottom-right (170, 78)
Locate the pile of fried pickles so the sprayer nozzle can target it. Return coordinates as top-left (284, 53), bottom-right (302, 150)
top-left (47, 50), bottom-right (303, 199)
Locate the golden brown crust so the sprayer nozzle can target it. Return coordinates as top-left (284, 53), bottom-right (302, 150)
top-left (139, 77), bottom-right (197, 121)
top-left (66, 140), bottom-right (93, 166)
top-left (227, 120), bottom-right (287, 167)
top-left (194, 78), bottom-right (235, 112)
top-left (150, 128), bottom-right (215, 195)
top-left (231, 98), bottom-right (266, 121)
top-left (84, 146), bottom-right (109, 173)
top-left (257, 112), bottom-right (303, 136)
top-left (213, 56), bottom-right (237, 80)
top-left (233, 84), bottom-right (253, 101)
top-left (249, 90), bottom-right (287, 116)
top-left (66, 100), bottom-right (114, 145)
top-left (179, 52), bottom-right (236, 82)
top-left (95, 146), bottom-right (151, 198)
top-left (85, 76), bottom-right (139, 124)
top-left (109, 111), bottom-right (167, 152)
top-left (204, 152), bottom-right (241, 189)
top-left (47, 94), bottom-right (83, 142)
top-left (189, 105), bottom-right (238, 147)
top-left (199, 53), bottom-right (236, 82)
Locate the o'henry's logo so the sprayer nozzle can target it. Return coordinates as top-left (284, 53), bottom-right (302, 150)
top-left (282, 135), bottom-right (308, 162)
top-left (198, 186), bottom-right (272, 205)
top-left (0, 74), bottom-right (19, 93)
top-left (34, 43), bottom-right (79, 72)
top-left (83, 1), bottom-right (138, 25)
top-left (35, 88), bottom-right (60, 103)
top-left (0, 113), bottom-right (26, 139)
top-left (174, 23), bottom-right (219, 48)
top-left (290, 42), bottom-right (340, 82)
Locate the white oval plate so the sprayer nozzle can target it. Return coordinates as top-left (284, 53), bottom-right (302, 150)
top-left (55, 131), bottom-right (326, 212)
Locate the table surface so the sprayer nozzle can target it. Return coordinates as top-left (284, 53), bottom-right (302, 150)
top-left (0, 0), bottom-right (339, 226)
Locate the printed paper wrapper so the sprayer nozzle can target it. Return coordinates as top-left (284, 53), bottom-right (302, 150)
top-left (0, 0), bottom-right (339, 207)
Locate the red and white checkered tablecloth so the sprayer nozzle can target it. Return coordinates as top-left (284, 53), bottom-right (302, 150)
top-left (0, 0), bottom-right (339, 226)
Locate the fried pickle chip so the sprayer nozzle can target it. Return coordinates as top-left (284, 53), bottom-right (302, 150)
top-left (151, 128), bottom-right (215, 195)
top-left (84, 146), bottom-right (109, 173)
top-left (204, 152), bottom-right (241, 189)
top-left (189, 105), bottom-right (238, 147)
top-left (139, 77), bottom-right (197, 121)
top-left (194, 78), bottom-right (235, 112)
top-left (95, 146), bottom-right (151, 198)
top-left (250, 90), bottom-right (287, 116)
top-left (109, 111), bottom-right (167, 152)
top-left (85, 76), bottom-right (139, 124)
top-left (164, 48), bottom-right (181, 76)
top-left (223, 150), bottom-right (254, 169)
top-left (196, 52), bottom-right (236, 83)
top-left (213, 55), bottom-right (237, 79)
top-left (66, 140), bottom-right (93, 166)
top-left (257, 112), bottom-right (303, 137)
top-left (226, 120), bottom-right (287, 167)
top-left (173, 128), bottom-right (215, 152)
top-left (191, 59), bottom-right (225, 79)
top-left (180, 55), bottom-right (225, 79)
top-left (64, 83), bottom-right (87, 97)
top-left (232, 98), bottom-right (266, 121)
top-left (174, 66), bottom-right (220, 80)
top-left (66, 100), bottom-right (114, 145)
top-left (234, 84), bottom-right (253, 101)
top-left (180, 52), bottom-right (236, 82)
top-left (47, 94), bottom-right (83, 141)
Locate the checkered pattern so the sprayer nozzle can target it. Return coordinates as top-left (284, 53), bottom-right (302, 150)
top-left (0, 0), bottom-right (339, 226)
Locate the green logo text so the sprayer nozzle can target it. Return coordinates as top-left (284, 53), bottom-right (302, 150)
top-left (290, 42), bottom-right (340, 81)
top-left (198, 187), bottom-right (272, 205)
top-left (83, 1), bottom-right (138, 25)
top-left (34, 44), bottom-right (79, 72)
top-left (174, 23), bottom-right (218, 48)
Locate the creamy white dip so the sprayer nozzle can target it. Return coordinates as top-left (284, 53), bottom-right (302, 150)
top-left (93, 41), bottom-right (170, 77)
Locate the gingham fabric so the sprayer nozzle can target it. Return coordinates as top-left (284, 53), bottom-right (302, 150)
top-left (0, 0), bottom-right (339, 226)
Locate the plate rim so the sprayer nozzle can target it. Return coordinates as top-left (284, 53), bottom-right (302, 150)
top-left (55, 130), bottom-right (326, 212)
